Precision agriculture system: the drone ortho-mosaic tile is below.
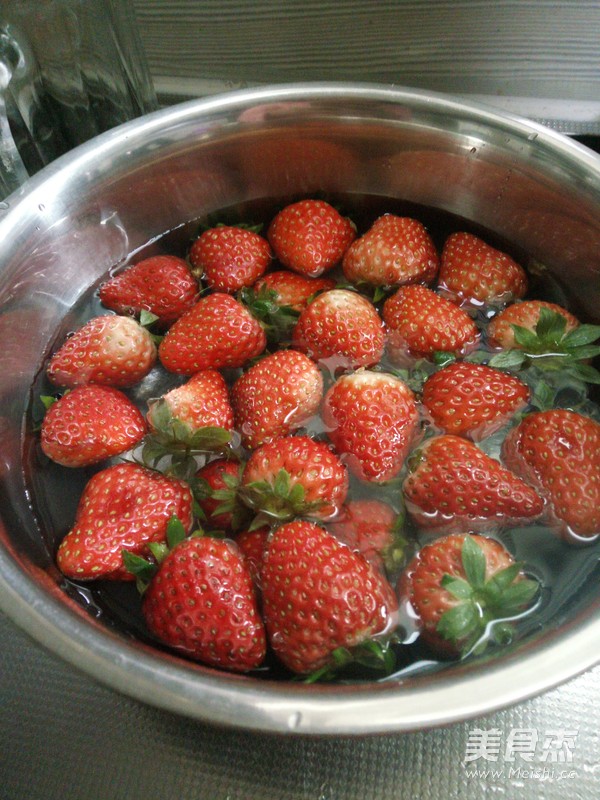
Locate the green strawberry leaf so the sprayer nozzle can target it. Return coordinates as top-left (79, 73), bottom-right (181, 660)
top-left (192, 476), bottom-right (212, 501)
top-left (121, 550), bottom-right (157, 594)
top-left (139, 309), bottom-right (160, 328)
top-left (569, 344), bottom-right (600, 360)
top-left (484, 562), bottom-right (522, 596)
top-left (529, 379), bottom-right (556, 411)
top-left (441, 575), bottom-right (473, 600)
top-left (564, 362), bottom-right (600, 385)
top-left (166, 515), bottom-right (187, 549)
top-left (436, 601), bottom-right (480, 645)
top-left (351, 639), bottom-right (397, 673)
top-left (488, 349), bottom-right (527, 370)
top-left (464, 349), bottom-right (491, 364)
top-left (302, 640), bottom-right (397, 683)
top-left (496, 578), bottom-right (539, 613)
top-left (141, 437), bottom-right (171, 467)
top-left (149, 399), bottom-right (173, 433)
top-left (240, 285), bottom-right (300, 345)
top-left (511, 324), bottom-right (541, 352)
top-left (240, 471), bottom-right (320, 521)
top-left (372, 286), bottom-right (387, 304)
top-left (562, 323), bottom-right (600, 347)
top-left (148, 541), bottom-right (169, 563)
top-left (171, 418), bottom-right (193, 442)
top-left (189, 427), bottom-right (232, 450)
top-left (461, 535), bottom-right (487, 589)
top-left (40, 394), bottom-right (59, 411)
top-left (287, 481), bottom-right (306, 508)
top-left (221, 470), bottom-right (241, 490)
top-left (433, 351), bottom-right (457, 368)
top-left (535, 306), bottom-right (567, 343)
top-left (273, 468), bottom-right (291, 499)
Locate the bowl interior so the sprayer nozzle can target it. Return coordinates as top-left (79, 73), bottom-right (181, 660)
top-left (1, 84), bottom-right (600, 734)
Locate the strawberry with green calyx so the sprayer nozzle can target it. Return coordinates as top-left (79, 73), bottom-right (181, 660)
top-left (403, 435), bottom-right (544, 532)
top-left (158, 293), bottom-right (267, 375)
top-left (267, 198), bottom-right (356, 277)
top-left (40, 384), bottom-right (147, 468)
top-left (303, 638), bottom-right (399, 684)
top-left (438, 232), bottom-right (528, 307)
top-left (487, 300), bottom-right (580, 350)
top-left (383, 284), bottom-right (480, 363)
top-left (57, 462), bottom-right (194, 581)
top-left (98, 255), bottom-right (199, 327)
top-left (142, 370), bottom-right (234, 478)
top-left (502, 409), bottom-right (600, 541)
top-left (240, 436), bottom-right (348, 524)
top-left (399, 533), bottom-right (540, 658)
top-left (47, 314), bottom-right (157, 389)
top-left (261, 520), bottom-right (398, 675)
top-left (292, 288), bottom-right (386, 369)
top-left (421, 361), bottom-right (530, 441)
top-left (342, 214), bottom-right (439, 288)
top-left (123, 519), bottom-right (266, 672)
top-left (328, 499), bottom-right (408, 574)
top-left (241, 272), bottom-right (335, 346)
top-left (188, 225), bottom-right (272, 293)
top-left (252, 271), bottom-right (336, 311)
top-left (239, 283), bottom-right (301, 346)
top-left (231, 349), bottom-right (323, 450)
top-left (322, 370), bottom-right (419, 483)
top-left (194, 458), bottom-right (250, 532)
top-left (486, 303), bottom-right (600, 386)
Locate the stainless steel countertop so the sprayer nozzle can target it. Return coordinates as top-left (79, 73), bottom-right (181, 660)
top-left (1, 609), bottom-right (598, 799)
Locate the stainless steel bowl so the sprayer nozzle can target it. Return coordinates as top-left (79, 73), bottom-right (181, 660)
top-left (1, 83), bottom-right (599, 735)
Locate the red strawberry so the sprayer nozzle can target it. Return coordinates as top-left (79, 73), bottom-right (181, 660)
top-left (188, 225), bottom-right (272, 293)
top-left (236, 525), bottom-right (269, 586)
top-left (231, 349), bottom-right (323, 450)
top-left (56, 462), bottom-right (194, 580)
top-left (502, 409), bottom-right (600, 541)
top-left (253, 270), bottom-right (335, 311)
top-left (147, 369), bottom-right (234, 440)
top-left (422, 362), bottom-right (530, 441)
top-left (487, 300), bottom-right (580, 350)
top-left (41, 385), bottom-right (147, 467)
top-left (139, 535), bottom-right (266, 671)
top-left (323, 370), bottom-right (418, 483)
top-left (47, 315), bottom-right (157, 388)
top-left (403, 434), bottom-right (544, 531)
top-left (328, 499), bottom-right (406, 572)
top-left (382, 284), bottom-right (480, 362)
top-left (292, 289), bottom-right (385, 369)
top-left (158, 293), bottom-right (266, 375)
top-left (439, 232), bottom-right (528, 306)
top-left (267, 199), bottom-right (356, 277)
top-left (195, 458), bottom-right (248, 531)
top-left (342, 214), bottom-right (439, 287)
top-left (98, 255), bottom-right (198, 326)
top-left (240, 436), bottom-right (348, 523)
top-left (261, 520), bottom-right (398, 674)
top-left (399, 533), bottom-right (539, 657)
